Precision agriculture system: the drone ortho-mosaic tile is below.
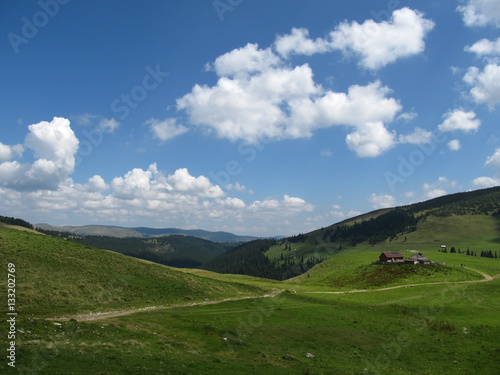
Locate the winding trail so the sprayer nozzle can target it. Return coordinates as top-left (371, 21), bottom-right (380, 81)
top-left (50, 289), bottom-right (284, 322)
top-left (306, 267), bottom-right (497, 295)
top-left (50, 268), bottom-right (499, 322)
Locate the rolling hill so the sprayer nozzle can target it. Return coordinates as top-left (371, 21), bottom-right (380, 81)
top-left (203, 187), bottom-right (500, 280)
top-left (1, 191), bottom-right (500, 374)
top-left (0, 226), bottom-right (261, 317)
top-left (68, 234), bottom-right (236, 268)
top-left (35, 223), bottom-right (260, 242)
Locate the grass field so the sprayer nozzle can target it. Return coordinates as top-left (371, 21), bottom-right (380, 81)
top-left (0, 227), bottom-right (261, 317)
top-left (11, 279), bottom-right (500, 374)
top-left (1, 224), bottom-right (500, 374)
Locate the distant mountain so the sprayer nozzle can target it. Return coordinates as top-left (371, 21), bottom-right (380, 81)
top-left (35, 224), bottom-right (260, 243)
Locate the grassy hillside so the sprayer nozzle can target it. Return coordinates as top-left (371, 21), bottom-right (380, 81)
top-left (10, 278), bottom-right (500, 374)
top-left (1, 207), bottom-right (500, 374)
top-left (0, 227), bottom-right (262, 316)
top-left (68, 234), bottom-right (235, 268)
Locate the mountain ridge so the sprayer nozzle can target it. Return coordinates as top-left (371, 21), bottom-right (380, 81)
top-left (35, 223), bottom-right (261, 243)
top-left (202, 186), bottom-right (500, 280)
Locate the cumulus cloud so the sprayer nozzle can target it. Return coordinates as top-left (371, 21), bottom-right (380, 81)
top-left (88, 175), bottom-right (108, 192)
top-left (485, 148), bottom-right (500, 168)
top-left (457, 0), bottom-right (500, 27)
top-left (423, 177), bottom-right (458, 199)
top-left (470, 149), bottom-right (500, 189)
top-left (274, 27), bottom-right (331, 58)
top-left (447, 139), bottom-right (461, 151)
top-left (329, 7), bottom-right (434, 70)
top-left (346, 122), bottom-right (396, 157)
top-left (73, 114), bottom-right (120, 133)
top-left (465, 37), bottom-right (500, 57)
top-left (178, 43), bottom-right (402, 154)
top-left (398, 127), bottom-right (433, 144)
top-left (273, 8), bottom-right (434, 70)
top-left (210, 43), bottom-right (281, 77)
top-left (147, 118), bottom-right (188, 141)
top-left (368, 193), bottom-right (397, 209)
top-left (166, 168), bottom-right (224, 198)
top-left (99, 118), bottom-right (120, 133)
top-left (0, 117), bottom-right (79, 191)
top-left (176, 11), bottom-right (430, 156)
top-left (472, 176), bottom-right (499, 188)
top-left (249, 195), bottom-right (314, 214)
top-left (225, 182), bottom-right (254, 194)
top-left (438, 109), bottom-right (481, 132)
top-left (463, 64), bottom-right (500, 107)
top-left (0, 142), bottom-right (23, 162)
top-left (0, 161), bottom-right (315, 235)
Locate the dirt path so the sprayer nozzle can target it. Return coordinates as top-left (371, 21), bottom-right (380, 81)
top-left (307, 267), bottom-right (497, 295)
top-left (49, 268), bottom-right (498, 322)
top-left (50, 289), bottom-right (285, 322)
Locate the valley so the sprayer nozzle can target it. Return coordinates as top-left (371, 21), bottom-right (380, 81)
top-left (1, 187), bottom-right (500, 374)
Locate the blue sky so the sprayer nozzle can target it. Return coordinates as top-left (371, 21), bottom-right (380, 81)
top-left (1, 0), bottom-right (499, 236)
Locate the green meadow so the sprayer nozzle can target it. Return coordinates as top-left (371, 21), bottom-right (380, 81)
top-left (1, 212), bottom-right (500, 374)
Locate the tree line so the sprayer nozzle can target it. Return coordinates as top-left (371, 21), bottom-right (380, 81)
top-left (0, 215), bottom-right (34, 230)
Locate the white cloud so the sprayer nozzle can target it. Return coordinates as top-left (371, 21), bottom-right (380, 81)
top-left (0, 117), bottom-right (79, 191)
top-left (88, 175), bottom-right (108, 192)
top-left (425, 189), bottom-right (447, 199)
top-left (147, 118), bottom-right (188, 141)
top-left (447, 139), bottom-right (461, 151)
top-left (422, 177), bottom-right (458, 199)
top-left (485, 148), bottom-right (500, 168)
top-left (463, 64), bottom-right (500, 107)
top-left (178, 42), bottom-right (402, 155)
top-left (210, 43), bottom-right (281, 77)
top-left (438, 109), bottom-right (481, 132)
top-left (320, 149), bottom-right (333, 157)
top-left (166, 168), bottom-right (224, 198)
top-left (345, 121), bottom-right (396, 158)
top-left (73, 114), bottom-right (120, 133)
top-left (273, 8), bottom-right (434, 70)
top-left (398, 127), bottom-right (433, 144)
top-left (368, 193), bottom-right (397, 209)
top-left (457, 0), bottom-right (500, 27)
top-left (0, 142), bottom-right (23, 162)
top-left (329, 7), bottom-right (434, 70)
top-left (465, 37), bottom-right (500, 57)
top-left (472, 176), bottom-right (499, 188)
top-left (397, 111), bottom-right (418, 122)
top-left (274, 27), bottom-right (331, 58)
top-left (249, 195), bottom-right (314, 215)
top-left (225, 182), bottom-right (254, 194)
top-left (99, 118), bottom-right (120, 133)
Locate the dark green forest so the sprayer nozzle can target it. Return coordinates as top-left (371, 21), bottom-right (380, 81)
top-left (201, 239), bottom-right (326, 280)
top-left (72, 235), bottom-right (235, 268)
top-left (35, 229), bottom-right (235, 268)
top-left (0, 215), bottom-right (34, 230)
